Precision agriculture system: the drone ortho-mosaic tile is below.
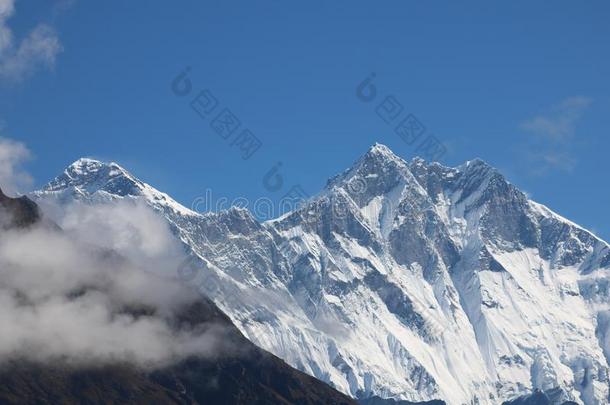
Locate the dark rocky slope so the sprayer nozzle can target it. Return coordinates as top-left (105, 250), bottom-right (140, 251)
top-left (0, 187), bottom-right (40, 228)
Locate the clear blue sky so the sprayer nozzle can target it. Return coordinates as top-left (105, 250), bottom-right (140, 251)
top-left (1, 1), bottom-right (609, 240)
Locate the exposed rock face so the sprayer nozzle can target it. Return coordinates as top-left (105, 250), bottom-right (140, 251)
top-left (502, 388), bottom-right (579, 405)
top-left (31, 145), bottom-right (610, 404)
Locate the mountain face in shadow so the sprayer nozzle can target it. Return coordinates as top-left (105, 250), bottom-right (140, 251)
top-left (501, 389), bottom-right (579, 405)
top-left (0, 190), bottom-right (357, 405)
top-left (1, 332), bottom-right (358, 405)
top-left (0, 187), bottom-right (40, 228)
top-left (1, 338), bottom-right (358, 404)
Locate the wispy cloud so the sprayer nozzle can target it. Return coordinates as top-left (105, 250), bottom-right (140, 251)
top-left (521, 96), bottom-right (592, 142)
top-left (0, 0), bottom-right (63, 83)
top-left (520, 96), bottom-right (592, 174)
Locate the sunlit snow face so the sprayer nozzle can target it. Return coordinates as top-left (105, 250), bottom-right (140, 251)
top-left (24, 142), bottom-right (610, 404)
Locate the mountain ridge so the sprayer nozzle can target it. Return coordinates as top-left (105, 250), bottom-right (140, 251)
top-left (40, 150), bottom-right (609, 251)
top-left (31, 144), bottom-right (610, 404)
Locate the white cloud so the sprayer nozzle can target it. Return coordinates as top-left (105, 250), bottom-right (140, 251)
top-left (520, 96), bottom-right (592, 174)
top-left (0, 0), bottom-right (63, 82)
top-left (527, 149), bottom-right (577, 175)
top-left (0, 136), bottom-right (33, 196)
top-left (521, 96), bottom-right (591, 142)
top-left (0, 199), bottom-right (235, 367)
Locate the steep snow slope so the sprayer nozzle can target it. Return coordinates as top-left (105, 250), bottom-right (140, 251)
top-left (31, 145), bottom-right (610, 404)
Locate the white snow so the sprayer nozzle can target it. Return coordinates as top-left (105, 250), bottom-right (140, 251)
top-left (30, 148), bottom-right (610, 405)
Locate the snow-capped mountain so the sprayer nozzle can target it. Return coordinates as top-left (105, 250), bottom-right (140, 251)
top-left (31, 145), bottom-right (610, 405)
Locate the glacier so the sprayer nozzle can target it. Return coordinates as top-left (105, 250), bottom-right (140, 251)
top-left (31, 145), bottom-right (610, 405)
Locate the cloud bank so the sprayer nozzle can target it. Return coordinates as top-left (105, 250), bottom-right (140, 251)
top-left (0, 199), bottom-right (233, 367)
top-left (0, 0), bottom-right (62, 82)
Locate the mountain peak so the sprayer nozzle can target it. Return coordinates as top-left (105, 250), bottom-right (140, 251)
top-left (42, 157), bottom-right (144, 198)
top-left (69, 157), bottom-right (104, 169)
top-left (460, 157), bottom-right (494, 171)
top-left (363, 143), bottom-right (407, 166)
top-left (37, 158), bottom-right (199, 217)
top-left (65, 158), bottom-right (130, 179)
top-left (324, 143), bottom-right (415, 194)
top-left (457, 157), bottom-right (504, 188)
top-left (367, 142), bottom-right (396, 157)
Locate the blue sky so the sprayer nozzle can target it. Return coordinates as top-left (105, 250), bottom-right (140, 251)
top-left (1, 0), bottom-right (609, 240)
